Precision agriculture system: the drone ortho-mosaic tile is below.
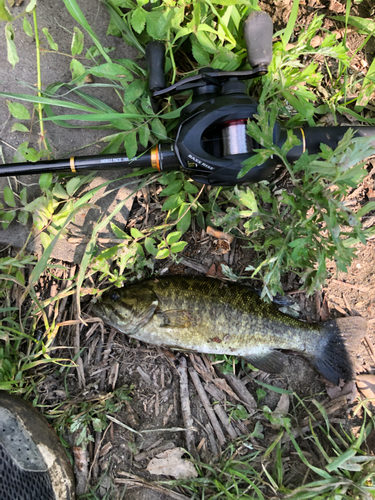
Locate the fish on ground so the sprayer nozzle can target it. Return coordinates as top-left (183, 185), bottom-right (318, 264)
top-left (92, 275), bottom-right (367, 386)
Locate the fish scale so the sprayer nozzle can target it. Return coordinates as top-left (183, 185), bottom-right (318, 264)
top-left (92, 275), bottom-right (367, 386)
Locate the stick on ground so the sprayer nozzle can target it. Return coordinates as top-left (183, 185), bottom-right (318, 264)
top-left (213, 405), bottom-right (238, 440)
top-left (177, 357), bottom-right (198, 458)
top-left (217, 371), bottom-right (257, 415)
top-left (188, 367), bottom-right (226, 445)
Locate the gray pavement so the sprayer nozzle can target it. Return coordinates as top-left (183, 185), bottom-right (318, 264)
top-left (0, 0), bottom-right (140, 262)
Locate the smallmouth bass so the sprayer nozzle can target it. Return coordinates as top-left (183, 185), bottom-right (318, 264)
top-left (92, 275), bottom-right (366, 385)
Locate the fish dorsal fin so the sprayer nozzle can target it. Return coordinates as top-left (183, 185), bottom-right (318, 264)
top-left (156, 309), bottom-right (196, 328)
top-left (244, 350), bottom-right (286, 373)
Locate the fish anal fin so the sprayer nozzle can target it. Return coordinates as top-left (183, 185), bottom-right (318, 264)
top-left (244, 350), bottom-right (286, 374)
top-left (156, 309), bottom-right (196, 328)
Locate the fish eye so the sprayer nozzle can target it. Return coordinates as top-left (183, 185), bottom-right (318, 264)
top-left (111, 292), bottom-right (120, 301)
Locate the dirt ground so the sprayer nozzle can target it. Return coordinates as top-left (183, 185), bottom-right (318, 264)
top-left (3, 0), bottom-right (375, 498)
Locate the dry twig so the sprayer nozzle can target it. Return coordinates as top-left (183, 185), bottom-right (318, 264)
top-left (214, 405), bottom-right (237, 439)
top-left (116, 471), bottom-right (190, 500)
top-left (177, 357), bottom-right (198, 457)
top-left (188, 367), bottom-right (226, 445)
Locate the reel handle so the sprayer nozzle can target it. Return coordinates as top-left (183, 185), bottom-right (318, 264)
top-left (146, 41), bottom-right (166, 92)
top-left (243, 11), bottom-right (273, 69)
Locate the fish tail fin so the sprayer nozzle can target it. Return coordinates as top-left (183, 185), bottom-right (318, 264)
top-left (311, 316), bottom-right (367, 385)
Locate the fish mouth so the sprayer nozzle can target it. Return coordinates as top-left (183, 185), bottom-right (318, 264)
top-left (91, 301), bottom-right (110, 324)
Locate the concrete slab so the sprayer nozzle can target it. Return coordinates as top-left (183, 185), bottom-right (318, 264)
top-left (0, 0), bottom-right (141, 262)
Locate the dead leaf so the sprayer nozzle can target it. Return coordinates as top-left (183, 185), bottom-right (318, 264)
top-left (99, 442), bottom-right (112, 458)
top-left (206, 263), bottom-right (225, 279)
top-left (206, 264), bottom-right (217, 278)
top-left (84, 74), bottom-right (94, 84)
top-left (146, 448), bottom-right (198, 479)
top-left (206, 226), bottom-right (234, 243)
top-left (327, 380), bottom-right (357, 403)
top-left (329, 0), bottom-right (345, 13)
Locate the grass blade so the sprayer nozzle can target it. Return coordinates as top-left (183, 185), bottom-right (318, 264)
top-left (0, 92), bottom-right (102, 113)
top-left (42, 112), bottom-right (144, 122)
top-left (62, 0), bottom-right (112, 63)
top-left (281, 0), bottom-right (300, 48)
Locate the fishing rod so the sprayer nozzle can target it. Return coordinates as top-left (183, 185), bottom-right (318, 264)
top-left (1, 10), bottom-right (375, 186)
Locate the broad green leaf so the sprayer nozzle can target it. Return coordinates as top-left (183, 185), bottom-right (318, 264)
top-left (192, 41), bottom-right (211, 66)
top-left (145, 237), bottom-right (158, 255)
top-left (42, 28), bottom-right (58, 51)
top-left (98, 245), bottom-right (122, 260)
top-left (196, 31), bottom-right (217, 54)
top-left (40, 232), bottom-right (52, 250)
top-left (130, 227), bottom-right (143, 239)
top-left (17, 211), bottom-right (29, 226)
top-left (138, 124), bottom-right (150, 147)
top-left (162, 192), bottom-right (185, 211)
top-left (70, 59), bottom-right (86, 85)
top-left (19, 188), bottom-right (27, 206)
top-left (176, 203), bottom-right (191, 235)
top-left (1, 211), bottom-right (16, 229)
top-left (52, 183), bottom-right (69, 199)
top-left (124, 130), bottom-right (137, 160)
top-left (0, 0), bottom-right (12, 21)
top-left (160, 180), bottom-right (183, 196)
top-left (71, 26), bottom-right (84, 56)
top-left (151, 118), bottom-right (167, 140)
top-left (135, 242), bottom-right (144, 257)
top-left (184, 181), bottom-right (199, 194)
top-left (124, 79), bottom-right (145, 104)
top-left (131, 7), bottom-right (146, 34)
top-left (90, 63), bottom-right (132, 81)
top-left (25, 0), bottom-right (36, 13)
top-left (166, 231), bottom-right (181, 245)
top-left (23, 17), bottom-right (33, 37)
top-left (3, 186), bottom-right (15, 207)
top-left (39, 173), bottom-right (53, 192)
top-left (145, 9), bottom-right (174, 40)
top-left (11, 123), bottom-right (29, 132)
top-left (170, 241), bottom-right (187, 253)
top-left (5, 23), bottom-right (19, 68)
top-left (101, 132), bottom-right (126, 154)
top-left (110, 222), bottom-right (131, 239)
top-left (66, 177), bottom-right (81, 196)
top-left (155, 247), bottom-right (169, 259)
top-left (7, 101), bottom-right (30, 120)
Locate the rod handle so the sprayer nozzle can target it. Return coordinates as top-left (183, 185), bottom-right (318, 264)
top-left (146, 41), bottom-right (166, 92)
top-left (243, 11), bottom-right (273, 69)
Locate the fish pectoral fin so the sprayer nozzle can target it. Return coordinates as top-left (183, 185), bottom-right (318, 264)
top-left (156, 309), bottom-right (195, 328)
top-left (244, 350), bottom-right (286, 374)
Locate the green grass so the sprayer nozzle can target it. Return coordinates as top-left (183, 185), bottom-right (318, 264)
top-left (1, 0), bottom-right (375, 497)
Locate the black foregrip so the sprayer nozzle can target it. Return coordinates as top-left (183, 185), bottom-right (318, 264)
top-left (146, 41), bottom-right (166, 92)
top-left (282, 126), bottom-right (375, 161)
top-left (243, 11), bottom-right (273, 69)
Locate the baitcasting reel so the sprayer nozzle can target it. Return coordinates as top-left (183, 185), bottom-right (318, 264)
top-left (1, 10), bottom-right (375, 185)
